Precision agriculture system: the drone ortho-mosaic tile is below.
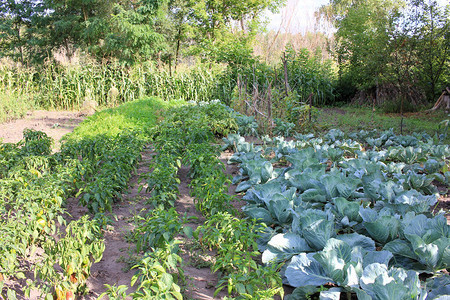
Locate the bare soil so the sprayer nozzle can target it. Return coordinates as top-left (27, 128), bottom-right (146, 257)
top-left (80, 149), bottom-right (157, 298)
top-left (0, 110), bottom-right (84, 149)
top-left (175, 166), bottom-right (228, 300)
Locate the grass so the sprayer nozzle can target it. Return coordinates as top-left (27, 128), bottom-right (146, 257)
top-left (63, 97), bottom-right (185, 141)
top-left (0, 92), bottom-right (35, 123)
top-left (318, 106), bottom-right (449, 140)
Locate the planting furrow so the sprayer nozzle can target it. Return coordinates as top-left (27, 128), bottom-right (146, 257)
top-left (82, 147), bottom-right (157, 298)
top-left (174, 165), bottom-right (227, 300)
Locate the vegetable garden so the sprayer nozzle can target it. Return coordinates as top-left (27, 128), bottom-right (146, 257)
top-left (0, 97), bottom-right (449, 299)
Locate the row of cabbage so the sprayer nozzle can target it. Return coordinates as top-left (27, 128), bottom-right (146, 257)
top-left (225, 128), bottom-right (449, 299)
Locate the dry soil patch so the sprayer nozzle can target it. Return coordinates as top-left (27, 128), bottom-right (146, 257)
top-left (0, 110), bottom-right (84, 149)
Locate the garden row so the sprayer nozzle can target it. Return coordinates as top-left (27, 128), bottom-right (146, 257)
top-left (0, 98), bottom-right (179, 298)
top-left (226, 126), bottom-right (450, 299)
top-left (0, 129), bottom-right (105, 298)
top-left (0, 98), bottom-right (242, 298)
top-left (108, 101), bottom-right (286, 298)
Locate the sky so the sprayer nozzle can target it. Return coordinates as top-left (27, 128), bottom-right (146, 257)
top-left (265, 0), bottom-right (330, 34)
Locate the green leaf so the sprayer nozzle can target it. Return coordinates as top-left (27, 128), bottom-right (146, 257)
top-left (333, 197), bottom-right (362, 222)
top-left (314, 239), bottom-right (352, 285)
top-left (7, 289), bottom-right (17, 300)
top-left (236, 282), bottom-right (246, 294)
top-left (285, 253), bottom-right (333, 287)
top-left (243, 206), bottom-right (274, 224)
top-left (172, 291), bottom-right (183, 300)
top-left (360, 263), bottom-right (423, 300)
top-left (262, 233), bottom-right (313, 264)
top-left (303, 218), bottom-right (336, 251)
top-left (214, 285), bottom-right (225, 297)
top-left (182, 225), bottom-right (194, 238)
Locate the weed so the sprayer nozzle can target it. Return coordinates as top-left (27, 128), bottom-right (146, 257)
top-left (117, 252), bottom-right (142, 272)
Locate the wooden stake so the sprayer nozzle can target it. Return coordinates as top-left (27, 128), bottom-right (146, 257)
top-left (282, 52), bottom-right (290, 96)
top-left (400, 96), bottom-right (404, 135)
top-left (268, 81), bottom-right (273, 127)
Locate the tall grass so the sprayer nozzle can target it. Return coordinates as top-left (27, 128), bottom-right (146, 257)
top-left (0, 92), bottom-right (35, 123)
top-left (0, 48), bottom-right (336, 113)
top-left (0, 62), bottom-right (228, 110)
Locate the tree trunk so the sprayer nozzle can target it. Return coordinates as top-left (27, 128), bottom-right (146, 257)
top-left (15, 24), bottom-right (24, 65)
top-left (65, 39), bottom-right (73, 60)
top-left (175, 29), bottom-right (181, 72)
top-left (427, 5), bottom-right (435, 101)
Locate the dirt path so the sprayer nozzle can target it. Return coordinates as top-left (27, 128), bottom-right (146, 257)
top-left (175, 166), bottom-right (227, 300)
top-left (172, 151), bottom-right (246, 300)
top-left (83, 149), bottom-right (156, 298)
top-left (219, 151), bottom-right (247, 211)
top-left (0, 110), bottom-right (84, 149)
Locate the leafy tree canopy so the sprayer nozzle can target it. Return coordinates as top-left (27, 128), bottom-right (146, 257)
top-left (0, 0), bottom-right (285, 64)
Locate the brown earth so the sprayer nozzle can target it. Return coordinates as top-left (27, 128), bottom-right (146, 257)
top-left (80, 149), bottom-right (157, 298)
top-left (0, 110), bottom-right (84, 149)
top-left (175, 165), bottom-right (228, 300)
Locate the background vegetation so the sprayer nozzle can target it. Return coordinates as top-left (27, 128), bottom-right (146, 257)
top-left (0, 0), bottom-right (448, 123)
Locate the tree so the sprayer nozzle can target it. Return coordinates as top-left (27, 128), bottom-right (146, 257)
top-left (153, 0), bottom-right (195, 69)
top-left (43, 0), bottom-right (112, 59)
top-left (186, 0), bottom-right (285, 63)
top-left (100, 0), bottom-right (166, 63)
top-left (411, 0), bottom-right (450, 101)
top-left (0, 0), bottom-right (287, 65)
top-left (324, 0), bottom-right (449, 104)
top-left (328, 0), bottom-right (404, 92)
top-left (0, 0), bottom-right (45, 64)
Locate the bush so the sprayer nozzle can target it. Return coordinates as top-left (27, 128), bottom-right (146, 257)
top-left (334, 73), bottom-right (358, 104)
